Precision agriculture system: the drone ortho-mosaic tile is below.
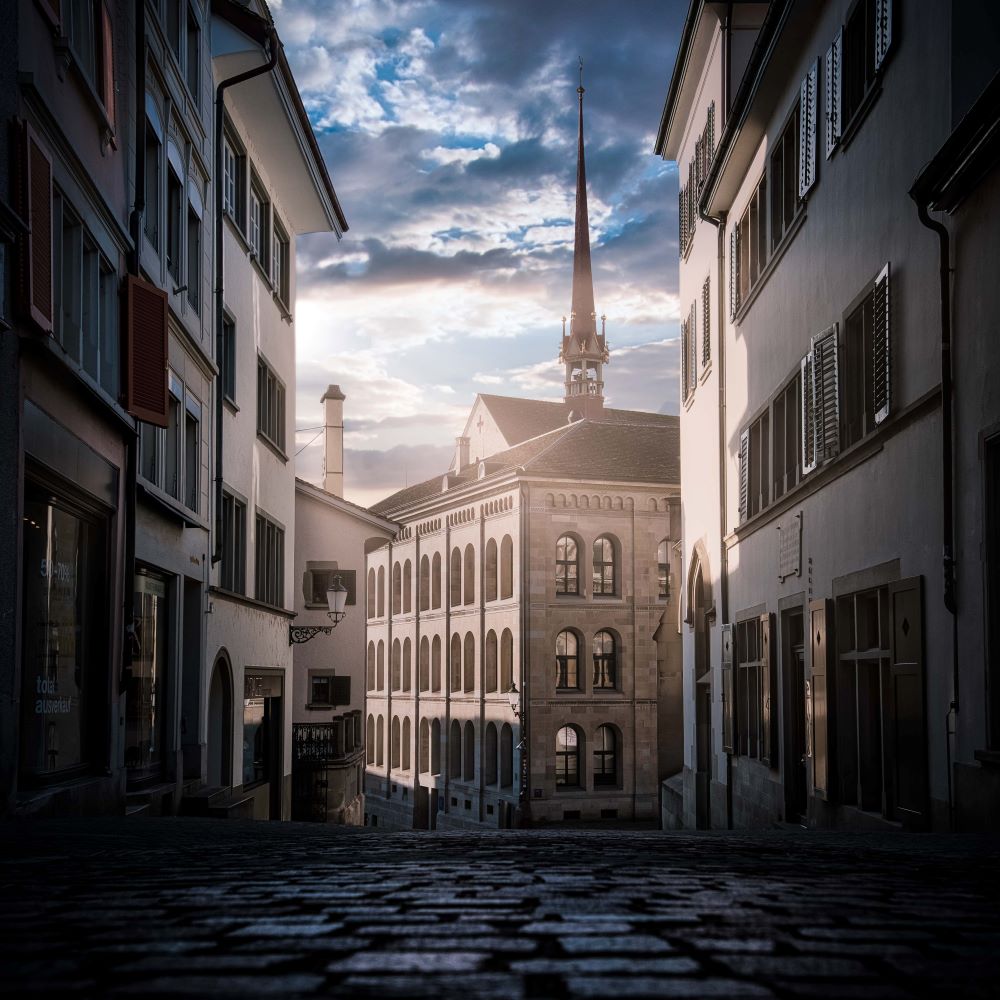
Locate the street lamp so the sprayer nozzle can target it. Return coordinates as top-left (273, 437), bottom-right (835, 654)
top-left (507, 682), bottom-right (520, 718)
top-left (289, 574), bottom-right (349, 645)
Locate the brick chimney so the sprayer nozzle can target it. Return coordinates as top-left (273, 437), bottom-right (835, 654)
top-left (454, 435), bottom-right (470, 474)
top-left (322, 385), bottom-right (345, 497)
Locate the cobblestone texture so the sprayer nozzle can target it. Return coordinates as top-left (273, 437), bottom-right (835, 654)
top-left (1, 819), bottom-right (999, 998)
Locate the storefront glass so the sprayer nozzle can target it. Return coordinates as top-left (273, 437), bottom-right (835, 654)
top-left (243, 673), bottom-right (280, 787)
top-left (126, 571), bottom-right (169, 781)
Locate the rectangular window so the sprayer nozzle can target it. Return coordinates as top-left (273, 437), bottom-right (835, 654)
top-left (735, 617), bottom-right (766, 760)
top-left (772, 372), bottom-right (802, 501)
top-left (144, 119), bottom-right (160, 249)
top-left (740, 410), bottom-right (770, 522)
top-left (184, 397), bottom-right (200, 512)
top-left (166, 167), bottom-right (182, 286)
top-left (222, 129), bottom-right (245, 230)
top-left (272, 218), bottom-right (290, 308)
top-left (165, 378), bottom-right (181, 500)
top-left (221, 489), bottom-right (247, 594)
top-left (221, 314), bottom-right (236, 402)
top-left (842, 266), bottom-right (891, 450)
top-left (186, 203), bottom-right (200, 312)
top-left (843, 0), bottom-right (877, 127)
top-left (254, 511), bottom-right (285, 608)
top-left (770, 104), bottom-right (801, 251)
top-left (308, 675), bottom-right (350, 707)
top-left (249, 173), bottom-right (270, 270)
top-left (139, 373), bottom-right (201, 510)
top-left (256, 355), bottom-right (286, 452)
top-left (67, 0), bottom-right (97, 87)
top-left (165, 0), bottom-right (182, 60)
top-left (986, 436), bottom-right (1000, 749)
top-left (185, 5), bottom-right (200, 104)
top-left (305, 567), bottom-right (357, 608)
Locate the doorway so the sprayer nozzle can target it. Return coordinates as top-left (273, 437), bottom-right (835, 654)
top-left (782, 609), bottom-right (807, 823)
top-left (207, 656), bottom-right (232, 789)
top-left (690, 557), bottom-right (712, 829)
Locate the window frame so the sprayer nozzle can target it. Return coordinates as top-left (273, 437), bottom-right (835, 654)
top-left (272, 214), bottom-right (290, 311)
top-left (592, 631), bottom-right (617, 690)
top-left (555, 629), bottom-right (580, 690)
top-left (592, 535), bottom-right (617, 597)
top-left (555, 725), bottom-right (581, 788)
top-left (555, 534), bottom-right (579, 595)
top-left (222, 123), bottom-right (246, 232)
top-left (220, 486), bottom-right (247, 595)
top-left (593, 725), bottom-right (619, 787)
top-left (256, 353), bottom-right (286, 456)
top-left (253, 508), bottom-right (285, 609)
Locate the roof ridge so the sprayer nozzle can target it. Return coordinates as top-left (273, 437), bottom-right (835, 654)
top-left (518, 418), bottom-right (587, 473)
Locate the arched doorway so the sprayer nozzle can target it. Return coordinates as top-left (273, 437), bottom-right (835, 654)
top-left (688, 550), bottom-right (712, 829)
top-left (207, 654), bottom-right (233, 789)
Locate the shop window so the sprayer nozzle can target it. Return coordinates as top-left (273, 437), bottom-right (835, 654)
top-left (127, 571), bottom-right (168, 783)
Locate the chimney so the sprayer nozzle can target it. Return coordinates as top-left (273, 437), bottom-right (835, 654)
top-left (322, 384), bottom-right (346, 497)
top-left (454, 435), bottom-right (470, 474)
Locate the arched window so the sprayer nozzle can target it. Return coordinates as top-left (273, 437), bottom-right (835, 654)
top-left (366, 714), bottom-right (375, 764)
top-left (419, 636), bottom-right (430, 691)
top-left (367, 568), bottom-right (376, 618)
top-left (450, 548), bottom-right (461, 607)
top-left (463, 543), bottom-right (475, 605)
top-left (403, 559), bottom-right (412, 613)
top-left (377, 566), bottom-right (385, 617)
top-left (450, 633), bottom-right (462, 692)
top-left (432, 634), bottom-right (442, 691)
top-left (594, 725), bottom-right (618, 786)
top-left (500, 723), bottom-right (514, 787)
top-left (484, 539), bottom-right (498, 602)
top-left (555, 535), bottom-right (579, 595)
top-left (500, 535), bottom-right (513, 599)
top-left (463, 632), bottom-right (475, 693)
top-left (391, 638), bottom-right (401, 691)
top-left (657, 539), bottom-right (670, 600)
top-left (556, 630), bottom-right (579, 689)
top-left (556, 725), bottom-right (581, 787)
top-left (419, 555), bottom-right (430, 611)
top-left (432, 552), bottom-right (442, 608)
top-left (391, 716), bottom-right (400, 768)
top-left (485, 630), bottom-right (498, 692)
top-left (593, 536), bottom-right (617, 595)
top-left (485, 723), bottom-right (498, 784)
top-left (419, 718), bottom-right (430, 773)
top-left (500, 628), bottom-right (513, 692)
top-left (366, 642), bottom-right (375, 691)
top-left (402, 637), bottom-right (412, 691)
top-left (593, 631), bottom-right (617, 689)
top-left (377, 640), bottom-right (385, 690)
top-left (402, 717), bottom-right (411, 770)
top-left (463, 720), bottom-right (475, 780)
top-left (392, 562), bottom-right (402, 615)
top-left (449, 720), bottom-right (461, 777)
top-left (431, 718), bottom-right (441, 774)
top-left (376, 715), bottom-right (384, 766)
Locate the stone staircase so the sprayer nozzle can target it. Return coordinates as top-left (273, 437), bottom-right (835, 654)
top-left (179, 784), bottom-right (255, 820)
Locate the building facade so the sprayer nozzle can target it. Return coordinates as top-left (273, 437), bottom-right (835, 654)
top-left (657, 0), bottom-right (1000, 831)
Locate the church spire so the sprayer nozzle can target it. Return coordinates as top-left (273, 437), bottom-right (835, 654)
top-left (561, 60), bottom-right (608, 419)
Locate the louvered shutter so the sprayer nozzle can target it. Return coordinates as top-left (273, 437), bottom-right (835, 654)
top-left (875, 0), bottom-right (893, 71)
top-left (809, 598), bottom-right (834, 800)
top-left (873, 263), bottom-right (891, 424)
top-left (17, 121), bottom-right (54, 334)
top-left (688, 162), bottom-right (697, 249)
top-left (681, 317), bottom-right (689, 403)
top-left (812, 325), bottom-right (840, 463)
top-left (799, 62), bottom-right (818, 198)
top-left (100, 3), bottom-right (116, 129)
top-left (721, 623), bottom-right (734, 753)
top-left (124, 274), bottom-right (169, 427)
top-left (801, 352), bottom-right (817, 474)
top-left (688, 301), bottom-right (697, 394)
top-left (701, 276), bottom-right (710, 367)
top-left (825, 28), bottom-right (842, 158)
top-left (760, 612), bottom-right (776, 768)
top-left (678, 182), bottom-right (687, 257)
top-left (707, 102), bottom-right (715, 160)
top-left (729, 226), bottom-right (739, 318)
top-left (738, 427), bottom-right (749, 523)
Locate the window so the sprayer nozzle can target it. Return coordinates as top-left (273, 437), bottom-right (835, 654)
top-left (221, 314), bottom-right (236, 402)
top-left (432, 552), bottom-right (442, 608)
top-left (166, 166), bottom-right (182, 287)
top-left (419, 718), bottom-right (430, 773)
top-left (186, 201), bottom-right (200, 312)
top-left (309, 674), bottom-right (349, 708)
top-left (221, 489), bottom-right (248, 593)
top-left (376, 715), bottom-right (384, 766)
top-left (842, 265), bottom-right (891, 449)
top-left (556, 630), bottom-right (579, 689)
top-left (249, 172), bottom-right (270, 270)
top-left (734, 614), bottom-right (775, 763)
top-left (485, 630), bottom-right (497, 693)
top-left (592, 631), bottom-right (617, 689)
top-left (391, 639), bottom-right (401, 691)
top-left (555, 726), bottom-right (580, 787)
top-left (256, 355), bottom-right (286, 452)
top-left (593, 725), bottom-right (618, 787)
top-left (449, 720), bottom-right (461, 777)
top-left (223, 128), bottom-right (245, 229)
top-left (987, 437), bottom-right (1000, 749)
top-left (367, 569), bottom-right (376, 618)
top-left (500, 535), bottom-right (513, 599)
top-left (403, 559), bottom-right (412, 613)
top-left (144, 117), bottom-right (161, 248)
top-left (732, 177), bottom-right (768, 316)
top-left (738, 410), bottom-right (770, 522)
top-left (185, 4), bottom-right (200, 104)
top-left (419, 555), bottom-right (430, 611)
top-left (500, 723), bottom-right (514, 787)
top-left (377, 566), bottom-right (385, 617)
top-left (376, 640), bottom-right (384, 689)
top-left (678, 102), bottom-right (715, 258)
top-left (657, 540), bottom-right (670, 600)
top-left (701, 276), bottom-right (711, 369)
top-left (555, 535), bottom-right (579, 595)
top-left (592, 536), bottom-right (617, 596)
top-left (165, 0), bottom-right (182, 59)
top-left (67, 1), bottom-right (98, 85)
top-left (485, 724), bottom-right (498, 785)
top-left (366, 643), bottom-right (375, 691)
top-left (450, 634), bottom-right (462, 692)
top-left (272, 217), bottom-right (290, 308)
top-left (484, 539), bottom-right (498, 602)
top-left (463, 544), bottom-right (475, 605)
top-left (681, 300), bottom-right (696, 402)
top-left (802, 325), bottom-right (841, 475)
top-left (392, 562), bottom-right (401, 615)
top-left (463, 632), bottom-right (475, 693)
top-left (390, 716), bottom-right (400, 769)
top-left (463, 721), bottom-right (475, 780)
top-left (304, 566), bottom-right (356, 608)
top-left (254, 511), bottom-right (284, 608)
top-left (770, 104), bottom-right (801, 251)
top-left (403, 638), bottom-right (411, 691)
top-left (432, 635), bottom-right (442, 692)
top-left (431, 718), bottom-right (441, 774)
top-left (419, 637), bottom-right (430, 691)
top-left (500, 628), bottom-right (513, 693)
top-left (184, 395), bottom-right (200, 511)
top-left (366, 715), bottom-right (375, 764)
top-left (139, 372), bottom-right (200, 512)
top-left (773, 373), bottom-right (802, 501)
top-left (450, 548), bottom-right (461, 607)
top-left (165, 381), bottom-right (180, 499)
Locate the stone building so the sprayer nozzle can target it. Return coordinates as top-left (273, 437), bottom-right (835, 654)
top-left (656, 0), bottom-right (1000, 831)
top-left (363, 81), bottom-right (682, 830)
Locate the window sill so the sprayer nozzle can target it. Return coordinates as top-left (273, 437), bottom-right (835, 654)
top-left (137, 479), bottom-right (206, 529)
top-left (305, 703), bottom-right (337, 711)
top-left (835, 82), bottom-right (883, 157)
top-left (209, 585), bottom-right (296, 620)
top-left (256, 432), bottom-right (289, 464)
top-left (224, 212), bottom-right (250, 252)
top-left (734, 209), bottom-right (807, 327)
top-left (223, 394), bottom-right (239, 414)
top-left (250, 253), bottom-right (273, 290)
top-left (974, 749), bottom-right (1000, 770)
top-left (274, 294), bottom-right (293, 324)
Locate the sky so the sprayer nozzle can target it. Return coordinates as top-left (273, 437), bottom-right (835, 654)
top-left (271, 0), bottom-right (686, 507)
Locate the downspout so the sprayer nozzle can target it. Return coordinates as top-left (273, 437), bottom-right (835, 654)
top-left (518, 480), bottom-right (530, 827)
top-left (211, 29), bottom-right (279, 565)
top-left (913, 196), bottom-right (958, 829)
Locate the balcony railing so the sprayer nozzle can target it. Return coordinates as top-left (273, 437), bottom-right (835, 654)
top-left (293, 715), bottom-right (362, 764)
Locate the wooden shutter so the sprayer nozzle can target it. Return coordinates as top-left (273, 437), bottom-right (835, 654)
top-left (100, 3), bottom-right (116, 129)
top-left (809, 598), bottom-right (835, 800)
top-left (888, 577), bottom-right (927, 827)
top-left (688, 301), bottom-right (697, 394)
top-left (760, 612), bottom-right (776, 768)
top-left (875, 0), bottom-right (893, 71)
top-left (825, 28), bottom-right (843, 158)
top-left (873, 263), bottom-right (891, 424)
top-left (729, 226), bottom-right (739, 318)
top-left (678, 182), bottom-right (686, 257)
top-left (681, 317), bottom-right (689, 403)
top-left (812, 325), bottom-right (840, 463)
top-left (701, 276), bottom-right (710, 367)
top-left (801, 352), bottom-right (817, 475)
top-left (721, 623), bottom-right (734, 753)
top-left (798, 62), bottom-right (818, 198)
top-left (124, 274), bottom-right (169, 427)
top-left (738, 427), bottom-right (750, 523)
top-left (706, 101), bottom-right (715, 160)
top-left (16, 121), bottom-right (54, 334)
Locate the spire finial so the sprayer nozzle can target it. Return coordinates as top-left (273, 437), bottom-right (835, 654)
top-left (578, 56), bottom-right (584, 95)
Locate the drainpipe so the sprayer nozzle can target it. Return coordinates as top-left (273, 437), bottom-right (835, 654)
top-left (912, 196), bottom-right (958, 829)
top-left (518, 480), bottom-right (530, 827)
top-left (211, 29), bottom-right (279, 565)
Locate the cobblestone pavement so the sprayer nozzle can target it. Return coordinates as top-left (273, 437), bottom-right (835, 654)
top-left (2, 819), bottom-right (999, 999)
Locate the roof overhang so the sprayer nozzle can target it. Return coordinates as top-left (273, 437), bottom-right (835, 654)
top-left (295, 478), bottom-right (398, 533)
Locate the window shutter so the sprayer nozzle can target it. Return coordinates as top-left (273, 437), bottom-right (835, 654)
top-left (873, 262), bottom-right (891, 424)
top-left (688, 301), bottom-right (697, 394)
top-left (760, 612), bottom-right (776, 767)
top-left (681, 317), bottom-right (689, 403)
top-left (738, 427), bottom-right (749, 523)
top-left (678, 182), bottom-right (687, 257)
top-left (809, 598), bottom-right (835, 800)
top-left (801, 352), bottom-right (817, 475)
top-left (16, 121), bottom-right (54, 334)
top-left (124, 274), bottom-right (169, 427)
top-left (100, 3), bottom-right (116, 129)
top-left (701, 276), bottom-right (711, 367)
top-left (721, 623), bottom-right (734, 753)
top-left (812, 325), bottom-right (840, 463)
top-left (875, 0), bottom-right (893, 71)
top-left (798, 62), bottom-right (818, 198)
top-left (729, 226), bottom-right (739, 319)
top-left (707, 101), bottom-right (715, 161)
top-left (825, 28), bottom-right (843, 158)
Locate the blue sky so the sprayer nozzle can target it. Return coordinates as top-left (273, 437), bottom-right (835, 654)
top-left (272, 0), bottom-right (686, 505)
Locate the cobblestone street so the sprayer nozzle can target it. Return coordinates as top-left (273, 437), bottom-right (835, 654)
top-left (2, 819), bottom-right (999, 998)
